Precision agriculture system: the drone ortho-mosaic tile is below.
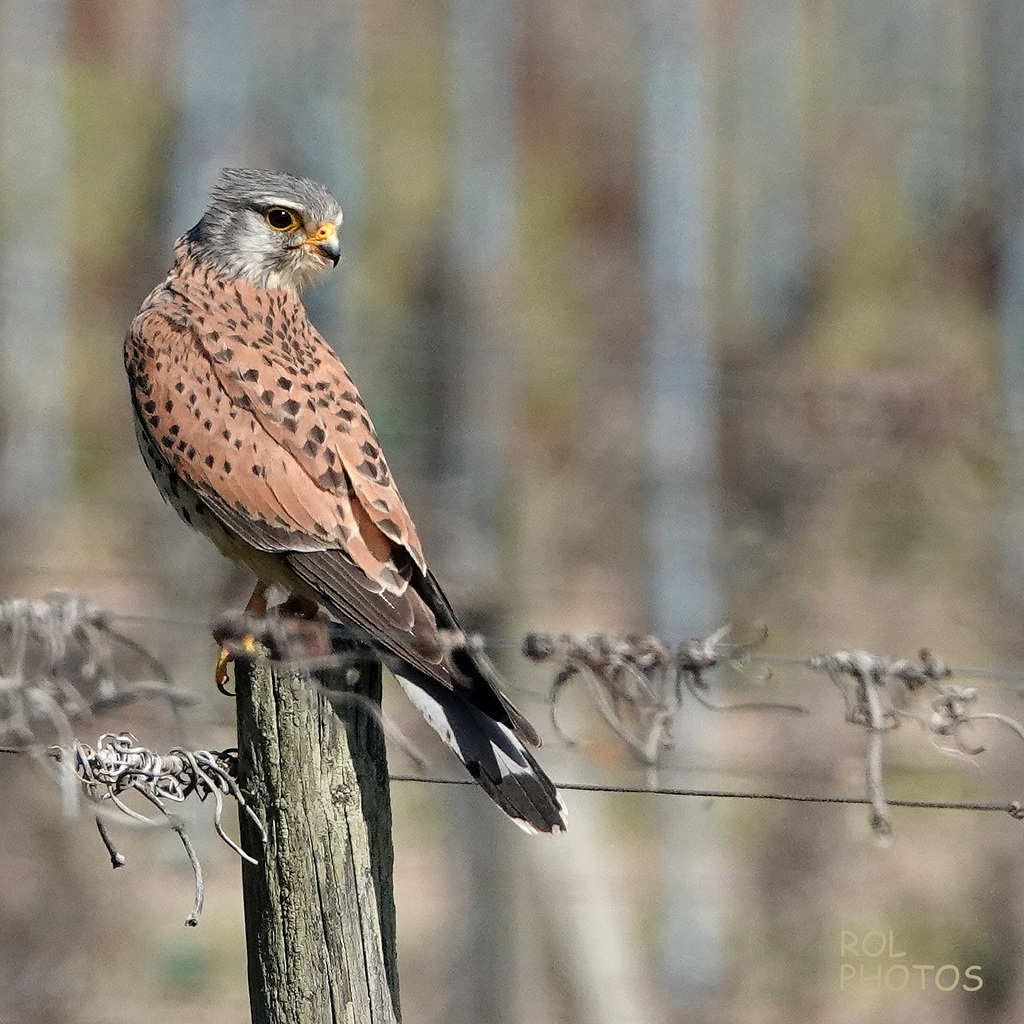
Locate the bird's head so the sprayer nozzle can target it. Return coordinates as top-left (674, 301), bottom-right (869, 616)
top-left (186, 168), bottom-right (344, 293)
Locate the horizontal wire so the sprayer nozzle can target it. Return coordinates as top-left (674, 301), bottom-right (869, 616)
top-left (389, 773), bottom-right (1024, 817)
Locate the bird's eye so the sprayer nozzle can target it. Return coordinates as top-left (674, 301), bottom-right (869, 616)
top-left (265, 207), bottom-right (300, 232)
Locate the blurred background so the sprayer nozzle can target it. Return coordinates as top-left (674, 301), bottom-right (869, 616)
top-left (1, 0), bottom-right (1024, 1021)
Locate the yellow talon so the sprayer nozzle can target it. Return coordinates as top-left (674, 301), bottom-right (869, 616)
top-left (215, 647), bottom-right (234, 693)
top-left (215, 634), bottom-right (256, 694)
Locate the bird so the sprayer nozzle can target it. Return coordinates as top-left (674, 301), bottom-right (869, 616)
top-left (124, 168), bottom-right (566, 833)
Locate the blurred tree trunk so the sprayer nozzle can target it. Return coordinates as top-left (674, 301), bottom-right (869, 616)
top-left (168, 0), bottom-right (253, 241)
top-left (442, 1), bottom-right (521, 1020)
top-left (641, 0), bottom-right (718, 639)
top-left (444, 0), bottom-right (519, 593)
top-left (987, 0), bottom-right (1024, 604)
top-left (0, 0), bottom-right (72, 528)
top-left (640, 1), bottom-right (724, 1016)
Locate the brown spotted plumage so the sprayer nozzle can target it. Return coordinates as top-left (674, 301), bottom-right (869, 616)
top-left (125, 168), bottom-right (565, 833)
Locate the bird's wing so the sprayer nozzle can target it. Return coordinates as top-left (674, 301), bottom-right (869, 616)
top-left (126, 282), bottom-right (535, 740)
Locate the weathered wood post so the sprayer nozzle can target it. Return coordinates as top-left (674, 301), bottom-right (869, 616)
top-left (234, 648), bottom-right (399, 1023)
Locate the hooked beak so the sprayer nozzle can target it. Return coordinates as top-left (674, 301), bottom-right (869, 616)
top-left (303, 222), bottom-right (341, 266)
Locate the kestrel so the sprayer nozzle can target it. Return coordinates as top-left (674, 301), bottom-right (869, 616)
top-left (124, 168), bottom-right (565, 833)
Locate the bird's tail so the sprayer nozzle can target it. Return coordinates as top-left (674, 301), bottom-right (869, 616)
top-left (393, 668), bottom-right (567, 834)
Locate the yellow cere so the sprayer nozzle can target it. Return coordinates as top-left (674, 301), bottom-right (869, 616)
top-left (306, 222), bottom-right (337, 243)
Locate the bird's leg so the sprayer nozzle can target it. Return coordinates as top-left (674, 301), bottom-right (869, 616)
top-left (215, 581), bottom-right (269, 693)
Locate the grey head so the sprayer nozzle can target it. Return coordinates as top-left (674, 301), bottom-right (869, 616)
top-left (185, 168), bottom-right (344, 293)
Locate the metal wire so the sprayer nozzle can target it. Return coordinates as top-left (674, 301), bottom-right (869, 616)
top-left (390, 773), bottom-right (1024, 818)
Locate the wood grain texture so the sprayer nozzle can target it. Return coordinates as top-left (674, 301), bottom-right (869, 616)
top-left (235, 651), bottom-right (399, 1023)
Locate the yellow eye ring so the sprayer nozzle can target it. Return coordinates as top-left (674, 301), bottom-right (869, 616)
top-left (265, 207), bottom-right (301, 232)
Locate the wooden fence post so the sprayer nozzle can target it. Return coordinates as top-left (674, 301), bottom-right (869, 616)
top-left (234, 649), bottom-right (400, 1023)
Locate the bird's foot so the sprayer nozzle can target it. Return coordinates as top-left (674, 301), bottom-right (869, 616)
top-left (215, 636), bottom-right (257, 694)
top-left (215, 581), bottom-right (269, 694)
